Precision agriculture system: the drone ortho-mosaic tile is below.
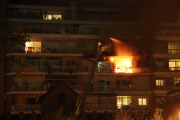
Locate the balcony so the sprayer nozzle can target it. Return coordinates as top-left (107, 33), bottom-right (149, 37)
top-left (82, 48), bottom-right (96, 55)
top-left (7, 11), bottom-right (131, 21)
top-left (11, 104), bottom-right (41, 114)
top-left (12, 66), bottom-right (79, 73)
top-left (154, 49), bottom-right (180, 54)
top-left (89, 85), bottom-right (151, 92)
top-left (84, 104), bottom-right (151, 112)
top-left (85, 104), bottom-right (116, 112)
top-left (10, 47), bottom-right (79, 54)
top-left (155, 86), bottom-right (180, 90)
top-left (98, 68), bottom-right (150, 73)
top-left (154, 67), bottom-right (180, 72)
top-left (11, 85), bottom-right (46, 92)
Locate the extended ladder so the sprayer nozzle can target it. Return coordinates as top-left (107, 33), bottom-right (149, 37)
top-left (76, 35), bottom-right (110, 114)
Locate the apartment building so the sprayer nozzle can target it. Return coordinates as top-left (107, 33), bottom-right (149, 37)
top-left (2, 0), bottom-right (180, 115)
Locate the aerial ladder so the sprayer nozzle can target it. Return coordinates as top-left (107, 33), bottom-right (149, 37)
top-left (76, 35), bottom-right (111, 115)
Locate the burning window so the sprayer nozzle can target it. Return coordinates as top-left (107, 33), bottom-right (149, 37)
top-left (114, 57), bottom-right (132, 73)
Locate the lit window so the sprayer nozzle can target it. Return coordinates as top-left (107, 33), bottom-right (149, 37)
top-left (25, 41), bottom-right (41, 53)
top-left (53, 15), bottom-right (61, 20)
top-left (43, 15), bottom-right (52, 20)
top-left (138, 98), bottom-right (147, 106)
top-left (156, 80), bottom-right (164, 86)
top-left (174, 77), bottom-right (180, 85)
top-left (169, 59), bottom-right (180, 71)
top-left (117, 96), bottom-right (132, 109)
top-left (168, 43), bottom-right (180, 54)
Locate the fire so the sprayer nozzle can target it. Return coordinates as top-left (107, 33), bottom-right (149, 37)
top-left (111, 56), bottom-right (133, 73)
top-left (109, 37), bottom-right (134, 73)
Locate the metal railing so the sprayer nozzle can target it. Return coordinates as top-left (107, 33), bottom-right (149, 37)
top-left (89, 85), bottom-right (150, 92)
top-left (82, 48), bottom-right (96, 54)
top-left (11, 85), bottom-right (46, 92)
top-left (42, 48), bottom-right (78, 54)
top-left (12, 66), bottom-right (79, 72)
top-left (7, 11), bottom-right (131, 21)
top-left (155, 86), bottom-right (180, 90)
top-left (98, 67), bottom-right (150, 73)
top-left (11, 104), bottom-right (41, 113)
top-left (84, 104), bottom-right (151, 111)
top-left (154, 67), bottom-right (180, 72)
top-left (154, 49), bottom-right (180, 54)
top-left (11, 47), bottom-right (79, 54)
top-left (84, 104), bottom-right (116, 111)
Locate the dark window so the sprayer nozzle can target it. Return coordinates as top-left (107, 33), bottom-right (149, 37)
top-left (27, 98), bottom-right (36, 104)
top-left (58, 93), bottom-right (66, 108)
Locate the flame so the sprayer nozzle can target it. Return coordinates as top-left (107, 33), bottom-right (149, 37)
top-left (114, 56), bottom-right (132, 73)
top-left (109, 37), bottom-right (134, 73)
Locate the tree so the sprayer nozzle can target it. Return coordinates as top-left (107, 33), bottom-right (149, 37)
top-left (157, 96), bottom-right (180, 119)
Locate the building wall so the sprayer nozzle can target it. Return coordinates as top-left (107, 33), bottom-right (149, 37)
top-left (44, 84), bottom-right (78, 112)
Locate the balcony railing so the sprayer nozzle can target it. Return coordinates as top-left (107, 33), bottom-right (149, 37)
top-left (155, 86), bottom-right (180, 90)
top-left (11, 47), bottom-right (79, 54)
top-left (12, 66), bottom-right (79, 73)
top-left (154, 49), bottom-right (180, 54)
top-left (7, 11), bottom-right (131, 21)
top-left (84, 104), bottom-right (151, 111)
top-left (82, 48), bottom-right (96, 54)
top-left (154, 67), bottom-right (180, 72)
top-left (89, 85), bottom-right (150, 92)
top-left (11, 85), bottom-right (46, 92)
top-left (11, 104), bottom-right (41, 113)
top-left (98, 68), bottom-right (150, 73)
top-left (85, 104), bottom-right (116, 111)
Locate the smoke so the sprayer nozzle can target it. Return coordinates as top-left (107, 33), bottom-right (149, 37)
top-left (110, 37), bottom-right (134, 56)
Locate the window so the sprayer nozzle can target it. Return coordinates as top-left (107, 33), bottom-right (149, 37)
top-left (53, 15), bottom-right (61, 20)
top-left (83, 42), bottom-right (93, 49)
top-left (26, 98), bottom-right (37, 104)
top-left (25, 41), bottom-right (41, 53)
top-left (66, 42), bottom-right (76, 50)
top-left (25, 60), bottom-right (41, 66)
top-left (169, 59), bottom-right (180, 71)
top-left (98, 62), bottom-right (112, 72)
top-left (156, 80), bottom-right (164, 86)
top-left (168, 43), bottom-right (180, 54)
top-left (117, 96), bottom-right (132, 109)
top-left (138, 98), bottom-right (147, 106)
top-left (155, 43), bottom-right (164, 50)
top-left (174, 77), bottom-right (180, 85)
top-left (67, 61), bottom-right (75, 66)
top-left (43, 15), bottom-right (52, 20)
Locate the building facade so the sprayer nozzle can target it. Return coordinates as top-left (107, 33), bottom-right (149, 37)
top-left (2, 0), bottom-right (180, 115)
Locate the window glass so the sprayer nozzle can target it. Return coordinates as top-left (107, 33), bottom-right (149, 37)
top-left (26, 98), bottom-right (36, 104)
top-left (174, 78), bottom-right (180, 85)
top-left (138, 98), bottom-right (147, 105)
top-left (66, 42), bottom-right (76, 49)
top-left (156, 80), bottom-right (164, 86)
top-left (50, 60), bottom-right (59, 66)
top-left (53, 15), bottom-right (61, 20)
top-left (169, 62), bottom-right (175, 67)
top-left (67, 61), bottom-right (71, 66)
top-left (72, 61), bottom-right (75, 66)
top-left (117, 96), bottom-right (132, 109)
top-left (168, 43), bottom-right (174, 49)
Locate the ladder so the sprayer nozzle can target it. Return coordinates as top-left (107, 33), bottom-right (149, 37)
top-left (76, 35), bottom-right (110, 114)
